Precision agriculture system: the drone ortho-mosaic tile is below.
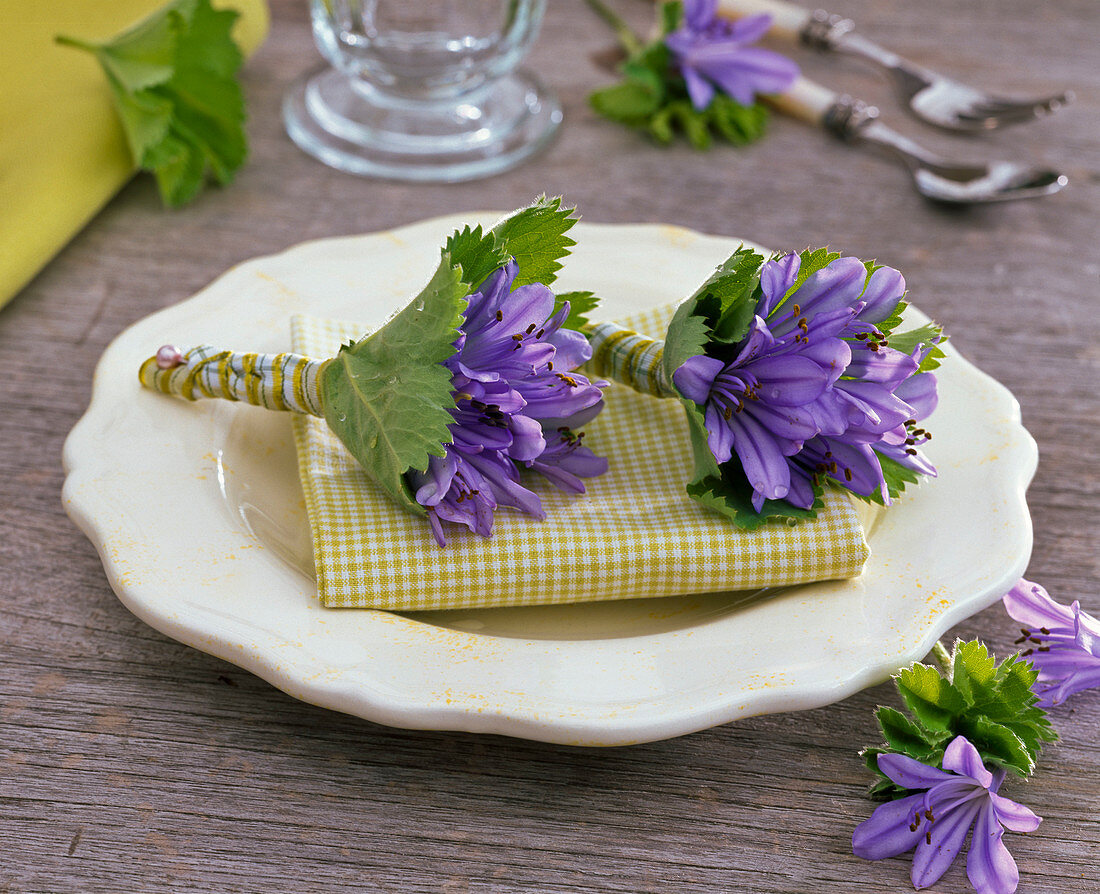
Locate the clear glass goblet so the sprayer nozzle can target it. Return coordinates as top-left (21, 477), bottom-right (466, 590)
top-left (283, 0), bottom-right (561, 182)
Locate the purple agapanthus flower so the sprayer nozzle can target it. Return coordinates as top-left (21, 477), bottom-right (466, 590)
top-left (853, 736), bottom-right (1041, 894)
top-left (672, 253), bottom-right (937, 511)
top-left (1003, 578), bottom-right (1100, 707)
top-left (407, 260), bottom-right (608, 546)
top-left (664, 0), bottom-right (799, 110)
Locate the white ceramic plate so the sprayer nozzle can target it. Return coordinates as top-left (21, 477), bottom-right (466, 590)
top-left (63, 215), bottom-right (1036, 746)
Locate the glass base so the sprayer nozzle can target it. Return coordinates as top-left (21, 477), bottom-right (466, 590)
top-left (283, 64), bottom-right (562, 182)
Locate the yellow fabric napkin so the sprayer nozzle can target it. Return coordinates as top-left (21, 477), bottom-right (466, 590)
top-left (290, 304), bottom-right (870, 611)
top-left (0, 0), bottom-right (269, 309)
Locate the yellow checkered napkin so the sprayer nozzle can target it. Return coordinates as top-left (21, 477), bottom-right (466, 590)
top-left (290, 306), bottom-right (869, 611)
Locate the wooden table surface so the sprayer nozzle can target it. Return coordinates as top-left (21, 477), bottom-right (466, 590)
top-left (3, 1), bottom-right (1098, 891)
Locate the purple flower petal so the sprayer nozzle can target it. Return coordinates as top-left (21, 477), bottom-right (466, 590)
top-left (758, 253), bottom-right (800, 317)
top-left (1003, 579), bottom-right (1078, 633)
top-left (682, 66), bottom-right (717, 111)
top-left (747, 354), bottom-right (830, 407)
top-left (942, 736), bottom-right (995, 788)
top-left (703, 401), bottom-right (736, 464)
top-left (410, 260), bottom-right (608, 543)
top-left (989, 792), bottom-right (1042, 833)
top-left (683, 0), bottom-right (719, 32)
top-left (852, 793), bottom-right (928, 861)
top-left (911, 798), bottom-right (983, 890)
top-left (894, 372), bottom-right (939, 420)
top-left (731, 411), bottom-right (791, 503)
top-left (674, 354), bottom-right (726, 403)
top-left (726, 12), bottom-right (773, 44)
top-left (507, 413), bottom-right (546, 462)
top-left (966, 804), bottom-right (1020, 894)
top-left (876, 752), bottom-right (957, 790)
top-left (789, 256), bottom-right (868, 318)
top-left (859, 265), bottom-right (906, 323)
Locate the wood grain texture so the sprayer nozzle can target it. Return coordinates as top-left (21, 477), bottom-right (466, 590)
top-left (2, 0), bottom-right (1099, 891)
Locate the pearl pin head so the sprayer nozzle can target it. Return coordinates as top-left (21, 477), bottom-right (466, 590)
top-left (155, 345), bottom-right (184, 369)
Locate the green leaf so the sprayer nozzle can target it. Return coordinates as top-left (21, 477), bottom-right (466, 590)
top-left (658, 0), bottom-right (683, 35)
top-left (647, 105), bottom-right (676, 144)
top-left (589, 79), bottom-right (661, 124)
top-left (707, 93), bottom-right (768, 145)
top-left (491, 196), bottom-right (578, 288)
top-left (876, 706), bottom-right (941, 758)
top-left (444, 197), bottom-right (580, 293)
top-left (951, 639), bottom-right (997, 704)
top-left (685, 462), bottom-right (823, 529)
top-left (896, 662), bottom-right (969, 731)
top-left (58, 0), bottom-right (247, 208)
top-left (662, 293), bottom-right (711, 379)
top-left (888, 322), bottom-right (947, 373)
top-left (701, 247), bottom-right (766, 344)
top-left (319, 256), bottom-right (467, 514)
top-left (552, 291), bottom-right (600, 332)
top-left (444, 224), bottom-right (509, 293)
top-left (960, 716), bottom-right (1034, 776)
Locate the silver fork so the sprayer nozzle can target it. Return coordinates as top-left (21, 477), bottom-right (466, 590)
top-left (718, 0), bottom-right (1074, 133)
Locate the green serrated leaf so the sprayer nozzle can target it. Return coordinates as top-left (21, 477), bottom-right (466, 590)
top-left (685, 461), bottom-right (823, 529)
top-left (707, 93), bottom-right (768, 145)
top-left (888, 322), bottom-right (947, 373)
top-left (703, 247), bottom-right (766, 344)
top-left (319, 256), bottom-right (467, 514)
top-left (444, 224), bottom-right (509, 293)
top-left (647, 105), bottom-right (676, 144)
top-left (589, 79), bottom-right (662, 124)
top-left (896, 662), bottom-right (969, 731)
top-left (876, 706), bottom-right (941, 758)
top-left (491, 196), bottom-right (578, 288)
top-left (58, 0), bottom-right (247, 208)
top-left (951, 639), bottom-right (997, 705)
top-left (960, 716), bottom-right (1035, 776)
top-left (552, 291), bottom-right (600, 332)
top-left (662, 295), bottom-right (711, 380)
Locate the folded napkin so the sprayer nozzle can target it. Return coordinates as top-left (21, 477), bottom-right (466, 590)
top-left (0, 0), bottom-right (269, 309)
top-left (290, 303), bottom-right (870, 611)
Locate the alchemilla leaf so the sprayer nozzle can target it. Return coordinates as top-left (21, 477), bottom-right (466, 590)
top-left (58, 0), bottom-right (247, 207)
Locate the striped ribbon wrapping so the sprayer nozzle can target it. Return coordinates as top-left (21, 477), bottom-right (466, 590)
top-left (138, 346), bottom-right (327, 417)
top-left (585, 321), bottom-right (677, 399)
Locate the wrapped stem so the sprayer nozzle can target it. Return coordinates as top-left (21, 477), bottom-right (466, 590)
top-left (139, 346), bottom-right (327, 416)
top-left (585, 321), bottom-right (676, 399)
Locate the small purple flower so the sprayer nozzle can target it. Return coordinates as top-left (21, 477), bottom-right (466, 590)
top-left (672, 252), bottom-right (936, 512)
top-left (664, 0), bottom-right (799, 110)
top-left (853, 736), bottom-right (1041, 894)
top-left (408, 261), bottom-right (608, 546)
top-left (1003, 579), bottom-right (1100, 707)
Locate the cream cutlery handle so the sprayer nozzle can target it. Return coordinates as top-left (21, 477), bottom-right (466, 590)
top-left (716, 0), bottom-right (811, 38)
top-left (768, 76), bottom-right (838, 125)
